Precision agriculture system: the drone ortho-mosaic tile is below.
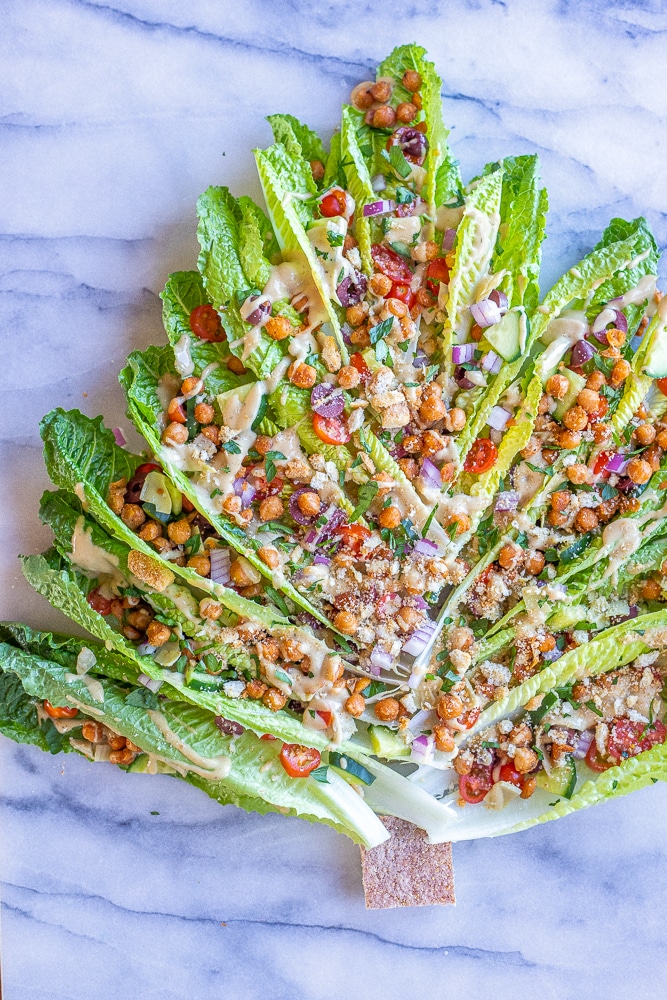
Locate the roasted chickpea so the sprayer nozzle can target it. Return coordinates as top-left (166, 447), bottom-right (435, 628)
top-left (566, 463), bottom-right (591, 485)
top-left (379, 505), bottom-right (402, 529)
top-left (371, 105), bottom-right (396, 128)
top-left (167, 518), bottom-right (192, 545)
top-left (187, 554), bottom-right (211, 576)
top-left (644, 443), bottom-right (663, 472)
top-left (609, 358), bottom-right (632, 387)
top-left (635, 423), bottom-right (657, 446)
top-left (194, 402), bottom-right (215, 425)
top-left (551, 490), bottom-right (572, 512)
top-left (199, 598), bottom-right (223, 621)
top-left (334, 610), bottom-right (359, 635)
top-left (257, 545), bottom-right (280, 569)
top-left (226, 355), bottom-right (247, 375)
top-left (265, 315), bottom-right (293, 341)
top-left (656, 429), bottom-right (667, 450)
top-left (402, 69), bottom-right (422, 92)
top-left (641, 578), bottom-right (662, 601)
top-left (548, 509), bottom-right (568, 528)
top-left (259, 496), bottom-right (284, 521)
top-left (498, 543), bottom-right (523, 570)
top-left (586, 370), bottom-right (606, 391)
top-left (369, 272), bottom-right (393, 297)
top-left (337, 365), bottom-right (360, 389)
top-left (349, 326), bottom-right (370, 348)
top-left (287, 362), bottom-right (317, 388)
top-left (596, 497), bottom-right (620, 522)
top-left (127, 607), bottom-right (153, 631)
top-left (398, 457), bottom-right (418, 479)
top-left (520, 776), bottom-right (538, 799)
top-left (396, 606), bottom-right (422, 632)
top-left (437, 693), bottom-right (464, 721)
top-left (263, 688), bottom-right (288, 712)
top-left (573, 508), bottom-right (599, 533)
top-left (556, 428), bottom-right (582, 450)
top-left (310, 159), bottom-right (325, 182)
top-left (562, 405), bottom-right (588, 432)
top-left (162, 421), bottom-right (188, 446)
top-left (626, 457), bottom-right (652, 485)
top-left (606, 326), bottom-right (626, 349)
top-left (444, 407), bottom-right (466, 433)
top-left (146, 620), bottom-right (172, 646)
top-left (245, 679), bottom-right (268, 699)
top-left (524, 550), bottom-right (546, 575)
top-left (121, 503), bottom-right (146, 530)
top-left (374, 697), bottom-right (400, 722)
top-left (513, 747), bottom-right (538, 773)
top-left (433, 724), bottom-right (456, 753)
top-left (201, 425), bottom-right (220, 445)
top-left (411, 240), bottom-right (440, 263)
top-left (345, 693), bottom-right (366, 717)
top-left (138, 520), bottom-right (162, 542)
top-left (230, 557), bottom-right (261, 587)
top-left (297, 491), bottom-right (321, 518)
top-left (396, 101), bottom-right (417, 123)
top-left (577, 388), bottom-right (601, 414)
top-left (545, 373), bottom-right (569, 399)
top-left (447, 626), bottom-right (474, 652)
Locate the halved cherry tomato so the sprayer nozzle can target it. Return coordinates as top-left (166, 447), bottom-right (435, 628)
top-left (86, 588), bottom-right (112, 616)
top-left (588, 397), bottom-right (609, 423)
top-left (279, 743), bottom-right (322, 778)
top-left (167, 397), bottom-right (186, 424)
top-left (608, 718), bottom-right (666, 762)
top-left (181, 494), bottom-right (195, 513)
top-left (464, 438), bottom-right (498, 475)
top-left (371, 243), bottom-right (413, 283)
top-left (136, 462), bottom-right (161, 476)
top-left (585, 739), bottom-right (610, 772)
top-left (657, 378), bottom-right (667, 396)
top-left (43, 700), bottom-right (79, 719)
top-left (459, 764), bottom-right (493, 804)
top-left (425, 258), bottom-right (450, 295)
top-left (317, 710), bottom-right (333, 727)
top-left (319, 189), bottom-right (347, 218)
top-left (593, 450), bottom-right (613, 476)
top-left (350, 352), bottom-right (372, 384)
top-left (247, 467), bottom-right (284, 501)
top-left (390, 281), bottom-right (416, 308)
top-left (260, 733), bottom-right (277, 741)
top-left (312, 412), bottom-right (350, 445)
top-left (498, 763), bottom-right (524, 788)
top-left (335, 523), bottom-right (372, 555)
top-left (457, 707), bottom-right (480, 730)
top-left (189, 304), bottom-right (224, 342)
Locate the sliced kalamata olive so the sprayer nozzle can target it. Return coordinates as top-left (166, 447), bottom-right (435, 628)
top-left (337, 272), bottom-right (368, 307)
top-left (311, 383), bottom-right (345, 418)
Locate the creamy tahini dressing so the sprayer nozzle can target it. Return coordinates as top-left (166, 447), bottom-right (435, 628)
top-left (173, 334), bottom-right (195, 376)
top-left (616, 273), bottom-right (657, 307)
top-left (385, 215), bottom-right (422, 245)
top-left (536, 310), bottom-right (588, 377)
top-left (70, 517), bottom-right (121, 578)
top-left (263, 259), bottom-right (328, 328)
top-left (65, 672), bottom-right (105, 704)
top-left (601, 518), bottom-right (643, 581)
top-left (147, 709), bottom-right (231, 780)
top-left (307, 218), bottom-right (354, 305)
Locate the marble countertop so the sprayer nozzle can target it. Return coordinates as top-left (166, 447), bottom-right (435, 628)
top-left (3, 2), bottom-right (667, 996)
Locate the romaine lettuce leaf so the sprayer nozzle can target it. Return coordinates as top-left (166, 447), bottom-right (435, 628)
top-left (267, 113), bottom-right (327, 173)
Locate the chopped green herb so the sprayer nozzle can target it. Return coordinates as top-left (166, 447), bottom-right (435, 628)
top-left (370, 316), bottom-right (394, 345)
top-left (221, 440), bottom-right (241, 454)
top-left (389, 144), bottom-right (412, 179)
top-left (327, 231), bottom-right (344, 248)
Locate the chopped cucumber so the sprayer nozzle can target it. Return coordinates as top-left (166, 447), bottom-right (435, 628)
top-left (367, 724), bottom-right (411, 760)
top-left (553, 369), bottom-right (586, 420)
top-left (329, 751), bottom-right (376, 786)
top-left (536, 757), bottom-right (577, 799)
top-left (484, 309), bottom-right (523, 363)
top-left (644, 334), bottom-right (667, 378)
top-left (141, 470), bottom-right (173, 516)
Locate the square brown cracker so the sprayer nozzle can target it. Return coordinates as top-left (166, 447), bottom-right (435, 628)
top-left (359, 816), bottom-right (455, 909)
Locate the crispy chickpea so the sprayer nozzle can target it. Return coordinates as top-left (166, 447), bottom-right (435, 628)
top-left (539, 634), bottom-right (556, 653)
top-left (402, 69), bottom-right (422, 92)
top-left (245, 679), bottom-right (267, 700)
top-left (586, 370), bottom-right (606, 391)
top-left (396, 101), bottom-right (417, 123)
top-left (415, 288), bottom-right (435, 309)
top-left (226, 355), bottom-right (247, 375)
top-left (545, 373), bottom-right (569, 399)
top-left (644, 444), bottom-right (662, 472)
top-left (543, 449), bottom-right (558, 464)
top-left (258, 637), bottom-right (280, 662)
top-left (520, 775), bottom-right (538, 799)
top-left (82, 721), bottom-right (105, 743)
top-left (498, 542), bottom-right (523, 570)
top-left (401, 434), bottom-right (421, 454)
top-left (345, 693), bottom-right (366, 717)
top-left (167, 518), bottom-right (192, 545)
top-left (345, 303), bottom-right (367, 327)
top-left (440, 462), bottom-right (457, 483)
top-left (618, 496), bottom-right (641, 515)
top-left (187, 554), bottom-right (211, 576)
top-left (433, 724), bottom-right (456, 753)
top-left (641, 578), bottom-right (662, 601)
top-left (437, 693), bottom-right (464, 721)
top-left (109, 599), bottom-right (124, 620)
top-left (447, 625), bottom-right (474, 652)
top-left (445, 513), bottom-right (471, 536)
top-left (453, 754), bottom-right (473, 775)
top-left (606, 326), bottom-right (626, 349)
top-left (230, 557), bottom-right (261, 587)
top-left (121, 503), bottom-right (146, 530)
top-left (297, 491), bottom-right (321, 518)
top-left (199, 598), bottom-right (223, 621)
top-left (513, 747), bottom-right (538, 773)
top-left (635, 423), bottom-right (657, 446)
top-left (162, 421), bottom-right (188, 446)
top-left (562, 405), bottom-right (588, 432)
top-left (259, 496), bottom-right (284, 521)
top-left (179, 376), bottom-right (199, 396)
top-left (386, 296), bottom-right (408, 318)
top-left (370, 272), bottom-right (393, 296)
top-left (261, 688), bottom-right (286, 712)
top-left (379, 505), bottom-right (402, 529)
top-left (223, 494), bottom-right (242, 515)
top-left (566, 463), bottom-right (591, 486)
top-left (573, 508), bottom-right (599, 533)
top-left (146, 620), bottom-right (172, 646)
top-left (265, 315), bottom-right (292, 341)
top-left (349, 325), bottom-right (370, 347)
top-left (411, 240), bottom-right (440, 263)
top-left (371, 105), bottom-right (396, 128)
top-left (110, 748), bottom-right (136, 766)
top-left (127, 607), bottom-right (152, 631)
top-left (656, 429), bottom-right (667, 450)
top-left (370, 79), bottom-right (392, 102)
top-left (398, 457), bottom-right (418, 479)
top-left (577, 388), bottom-right (601, 414)
top-left (396, 606), bottom-right (422, 632)
top-left (251, 437), bottom-right (271, 458)
top-left (194, 402), bottom-right (215, 425)
top-left (525, 550), bottom-right (546, 575)
top-left (201, 425), bottom-right (220, 446)
top-left (445, 407), bottom-right (466, 432)
top-left (138, 520), bottom-right (162, 542)
top-left (419, 385), bottom-right (447, 423)
top-left (610, 358), bottom-right (632, 387)
top-left (257, 545), bottom-right (280, 570)
top-left (627, 457), bottom-right (652, 485)
top-left (337, 365), bottom-right (360, 389)
top-left (551, 490), bottom-right (571, 512)
top-left (592, 423), bottom-right (612, 444)
top-left (374, 697), bottom-right (400, 722)
top-left (107, 733), bottom-right (127, 751)
top-left (548, 509), bottom-right (568, 528)
top-left (596, 497), bottom-right (619, 522)
top-left (334, 610), bottom-right (359, 635)
top-left (556, 428), bottom-right (581, 449)
top-left (310, 159), bottom-right (325, 182)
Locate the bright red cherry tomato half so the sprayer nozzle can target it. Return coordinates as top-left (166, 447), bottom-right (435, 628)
top-left (585, 739), bottom-right (610, 772)
top-left (86, 588), bottom-right (112, 616)
top-left (593, 450), bottom-right (613, 476)
top-left (371, 243), bottom-right (414, 283)
top-left (498, 763), bottom-right (524, 788)
top-left (390, 281), bottom-right (416, 308)
top-left (457, 707), bottom-right (481, 730)
top-left (335, 523), bottom-right (372, 555)
top-left (260, 733), bottom-right (277, 741)
top-left (608, 718), bottom-right (667, 762)
top-left (464, 438), bottom-right (498, 475)
top-left (657, 378), bottom-right (667, 396)
top-left (350, 352), bottom-right (372, 384)
top-left (319, 189), bottom-right (347, 218)
top-left (458, 765), bottom-right (493, 804)
top-left (135, 462), bottom-right (161, 477)
top-left (43, 700), bottom-right (79, 719)
top-left (279, 743), bottom-right (322, 778)
top-left (189, 304), bottom-right (224, 342)
top-left (312, 412), bottom-right (350, 445)
top-left (425, 257), bottom-right (450, 295)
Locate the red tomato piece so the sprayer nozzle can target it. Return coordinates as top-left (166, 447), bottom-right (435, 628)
top-left (390, 281), bottom-right (417, 308)
top-left (317, 710), bottom-right (333, 727)
top-left (657, 378), bottom-right (667, 396)
top-left (43, 700), bottom-right (79, 719)
top-left (593, 450), bottom-right (613, 476)
top-left (464, 438), bottom-right (498, 475)
top-left (319, 189), bottom-right (348, 218)
top-left (457, 707), bottom-right (480, 730)
top-left (371, 243), bottom-right (414, 283)
top-left (608, 718), bottom-right (666, 763)
top-left (279, 743), bottom-right (322, 778)
top-left (247, 468), bottom-right (284, 501)
top-left (86, 588), bottom-right (112, 616)
top-left (260, 733), bottom-right (277, 741)
top-left (498, 763), bottom-right (524, 788)
top-left (585, 739), bottom-right (610, 772)
top-left (181, 494), bottom-right (195, 513)
top-left (425, 258), bottom-right (450, 295)
top-left (350, 352), bottom-right (372, 384)
top-left (588, 397), bottom-right (609, 423)
top-left (167, 397), bottom-right (186, 424)
top-left (189, 304), bottom-right (224, 342)
top-left (312, 412), bottom-right (350, 445)
top-left (459, 765), bottom-right (493, 804)
top-left (335, 523), bottom-right (372, 555)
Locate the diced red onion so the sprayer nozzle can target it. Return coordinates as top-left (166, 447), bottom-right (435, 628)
top-left (318, 505), bottom-right (346, 540)
top-left (470, 298), bottom-right (502, 328)
top-left (215, 717), bottom-right (245, 737)
top-left (340, 322), bottom-right (353, 345)
top-left (412, 350), bottom-right (429, 369)
top-left (605, 452), bottom-right (629, 474)
top-left (240, 294), bottom-right (272, 326)
top-left (337, 272), bottom-right (368, 307)
top-left (138, 673), bottom-right (163, 693)
top-left (402, 618), bottom-right (439, 657)
top-left (313, 554), bottom-right (331, 566)
top-left (419, 457), bottom-right (443, 490)
top-left (573, 729), bottom-right (594, 760)
top-left (456, 373), bottom-right (475, 390)
top-left (411, 595), bottom-right (429, 610)
top-left (410, 733), bottom-right (435, 764)
top-left (413, 538), bottom-right (439, 556)
top-left (487, 405), bottom-right (511, 431)
top-left (442, 228), bottom-right (456, 252)
top-left (494, 490), bottom-right (520, 512)
top-left (289, 486), bottom-right (320, 526)
top-left (233, 478), bottom-right (256, 509)
top-left (451, 342), bottom-right (476, 365)
top-left (112, 427), bottom-right (126, 447)
top-left (542, 647), bottom-right (563, 662)
top-left (616, 476), bottom-right (635, 493)
top-left (311, 382), bottom-right (344, 418)
top-left (489, 289), bottom-right (509, 314)
top-left (209, 547), bottom-right (232, 585)
top-left (570, 338), bottom-right (596, 367)
top-left (369, 647), bottom-right (395, 674)
top-left (371, 174), bottom-right (387, 192)
top-left (363, 199), bottom-right (396, 217)
top-left (481, 350), bottom-right (503, 374)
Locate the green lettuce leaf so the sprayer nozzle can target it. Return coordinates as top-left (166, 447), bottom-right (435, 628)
top-left (340, 106), bottom-right (374, 273)
top-left (267, 113), bottom-right (327, 172)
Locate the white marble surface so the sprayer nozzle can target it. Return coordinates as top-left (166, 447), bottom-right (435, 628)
top-left (3, 1), bottom-right (667, 996)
